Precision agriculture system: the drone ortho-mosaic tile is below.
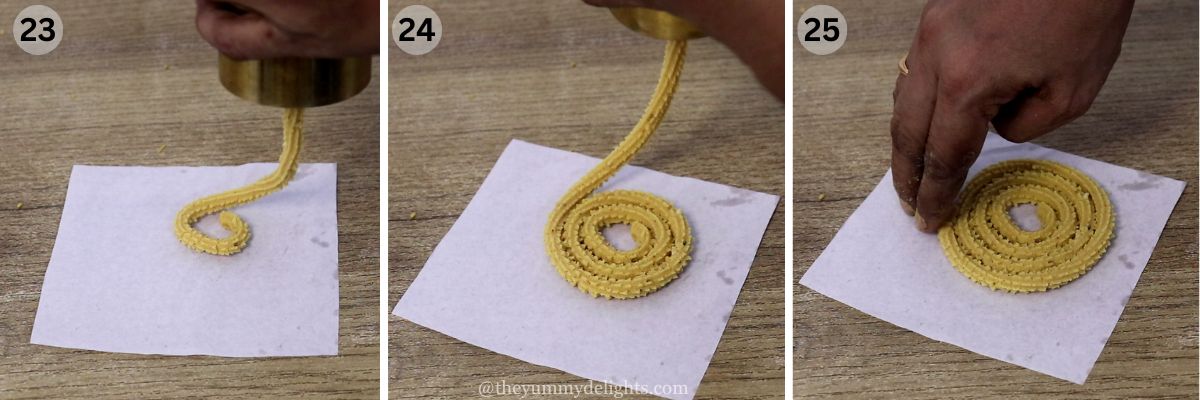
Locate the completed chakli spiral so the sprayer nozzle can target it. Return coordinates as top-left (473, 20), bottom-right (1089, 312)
top-left (544, 41), bottom-right (692, 300)
top-left (938, 159), bottom-right (1115, 293)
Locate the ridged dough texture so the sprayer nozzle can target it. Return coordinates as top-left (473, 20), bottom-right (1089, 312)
top-left (938, 159), bottom-right (1115, 292)
top-left (174, 108), bottom-right (304, 255)
top-left (544, 40), bottom-right (693, 299)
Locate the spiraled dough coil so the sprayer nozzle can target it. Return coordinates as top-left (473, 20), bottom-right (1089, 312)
top-left (938, 159), bottom-right (1115, 292)
top-left (174, 108), bottom-right (304, 256)
top-left (544, 40), bottom-right (692, 299)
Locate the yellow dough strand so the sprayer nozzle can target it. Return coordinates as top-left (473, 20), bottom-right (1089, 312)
top-left (938, 159), bottom-right (1115, 292)
top-left (544, 40), bottom-right (693, 300)
top-left (174, 108), bottom-right (305, 256)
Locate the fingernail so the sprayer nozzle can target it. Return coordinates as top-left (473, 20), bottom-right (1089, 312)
top-left (915, 211), bottom-right (928, 231)
top-left (899, 198), bottom-right (914, 216)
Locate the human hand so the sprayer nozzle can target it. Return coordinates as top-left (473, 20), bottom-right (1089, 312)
top-left (195, 0), bottom-right (379, 60)
top-left (582, 0), bottom-right (784, 101)
top-left (891, 0), bottom-right (1133, 232)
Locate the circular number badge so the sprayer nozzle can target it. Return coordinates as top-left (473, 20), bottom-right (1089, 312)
top-left (392, 5), bottom-right (442, 56)
top-left (798, 5), bottom-right (846, 56)
top-left (13, 5), bottom-right (61, 55)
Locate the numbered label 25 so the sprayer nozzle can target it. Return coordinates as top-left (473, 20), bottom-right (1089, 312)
top-left (798, 5), bottom-right (846, 56)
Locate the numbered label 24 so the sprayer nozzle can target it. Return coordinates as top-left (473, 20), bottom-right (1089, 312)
top-left (393, 5), bottom-right (442, 56)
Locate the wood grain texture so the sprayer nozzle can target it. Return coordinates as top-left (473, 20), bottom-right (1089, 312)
top-left (0, 1), bottom-right (380, 398)
top-left (388, 1), bottom-right (784, 398)
top-left (794, 0), bottom-right (1198, 398)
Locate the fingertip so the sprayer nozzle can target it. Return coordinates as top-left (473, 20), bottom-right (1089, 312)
top-left (915, 200), bottom-right (957, 233)
top-left (890, 148), bottom-right (921, 217)
top-left (914, 210), bottom-right (943, 233)
top-left (899, 197), bottom-right (915, 216)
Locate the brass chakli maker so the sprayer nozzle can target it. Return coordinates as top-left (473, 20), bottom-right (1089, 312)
top-left (212, 8), bottom-right (680, 105)
top-left (609, 7), bottom-right (704, 40)
top-left (218, 55), bottom-right (372, 107)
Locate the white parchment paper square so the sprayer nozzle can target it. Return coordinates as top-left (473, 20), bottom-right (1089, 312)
top-left (31, 163), bottom-right (339, 357)
top-left (800, 133), bottom-right (1186, 383)
top-left (394, 140), bottom-right (779, 399)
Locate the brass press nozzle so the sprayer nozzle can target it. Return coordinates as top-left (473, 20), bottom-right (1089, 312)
top-left (609, 7), bottom-right (704, 41)
top-left (218, 55), bottom-right (372, 108)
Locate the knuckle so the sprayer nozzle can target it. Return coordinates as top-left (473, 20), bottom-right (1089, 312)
top-left (893, 140), bottom-right (924, 166)
top-left (1046, 91), bottom-right (1093, 121)
top-left (1063, 93), bottom-right (1095, 119)
top-left (890, 122), bottom-right (924, 162)
top-left (915, 4), bottom-right (949, 46)
top-left (937, 61), bottom-right (980, 104)
top-left (1047, 96), bottom-right (1074, 117)
top-left (923, 147), bottom-right (971, 182)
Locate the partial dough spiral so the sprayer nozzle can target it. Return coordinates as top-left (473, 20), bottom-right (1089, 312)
top-left (544, 40), bottom-right (692, 299)
top-left (174, 108), bottom-right (304, 255)
top-left (938, 159), bottom-right (1115, 292)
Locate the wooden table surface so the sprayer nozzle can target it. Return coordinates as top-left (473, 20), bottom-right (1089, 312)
top-left (388, 1), bottom-right (784, 398)
top-left (0, 1), bottom-right (380, 398)
top-left (794, 0), bottom-right (1198, 398)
